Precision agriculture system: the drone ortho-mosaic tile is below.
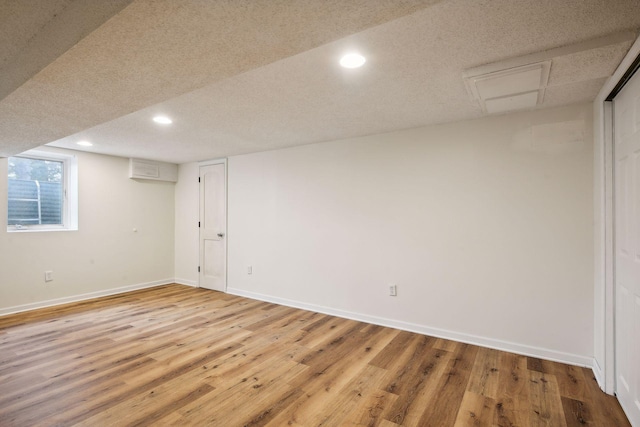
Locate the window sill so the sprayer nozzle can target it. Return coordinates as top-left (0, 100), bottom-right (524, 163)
top-left (7, 227), bottom-right (78, 233)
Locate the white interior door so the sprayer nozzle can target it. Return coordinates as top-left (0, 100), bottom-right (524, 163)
top-left (199, 162), bottom-right (226, 291)
top-left (614, 67), bottom-right (640, 427)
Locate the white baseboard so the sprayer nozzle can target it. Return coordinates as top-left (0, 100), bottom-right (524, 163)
top-left (174, 278), bottom-right (198, 287)
top-left (0, 278), bottom-right (174, 317)
top-left (592, 357), bottom-right (605, 391)
top-left (0, 281), bottom-right (593, 369)
top-left (228, 287), bottom-right (593, 368)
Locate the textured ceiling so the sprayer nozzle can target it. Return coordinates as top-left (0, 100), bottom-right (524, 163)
top-left (0, 0), bottom-right (440, 158)
top-left (0, 0), bottom-right (133, 101)
top-left (2, 0), bottom-right (640, 163)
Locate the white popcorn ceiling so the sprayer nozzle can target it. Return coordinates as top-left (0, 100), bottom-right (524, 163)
top-left (1, 0), bottom-right (639, 163)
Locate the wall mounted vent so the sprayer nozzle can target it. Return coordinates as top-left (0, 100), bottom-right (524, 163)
top-left (463, 61), bottom-right (551, 114)
top-left (129, 158), bottom-right (178, 182)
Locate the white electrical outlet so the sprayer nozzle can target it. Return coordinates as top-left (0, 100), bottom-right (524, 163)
top-left (45, 271), bottom-right (53, 282)
top-left (247, 266), bottom-right (253, 275)
top-left (389, 284), bottom-right (397, 296)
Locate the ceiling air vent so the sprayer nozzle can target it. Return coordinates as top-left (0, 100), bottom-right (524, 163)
top-left (463, 61), bottom-right (551, 114)
top-left (129, 158), bottom-right (178, 182)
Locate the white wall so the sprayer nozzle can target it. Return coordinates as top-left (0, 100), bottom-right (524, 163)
top-left (174, 162), bottom-right (199, 286)
top-left (0, 147), bottom-right (175, 313)
top-left (0, 103), bottom-right (596, 365)
top-left (225, 103), bottom-right (595, 364)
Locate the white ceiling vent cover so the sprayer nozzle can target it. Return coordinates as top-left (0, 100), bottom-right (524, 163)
top-left (129, 158), bottom-right (178, 182)
top-left (463, 61), bottom-right (551, 114)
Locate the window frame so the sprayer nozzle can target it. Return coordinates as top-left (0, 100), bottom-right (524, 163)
top-left (7, 149), bottom-right (78, 233)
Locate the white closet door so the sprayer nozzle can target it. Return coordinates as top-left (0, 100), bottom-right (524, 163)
top-left (614, 66), bottom-right (640, 427)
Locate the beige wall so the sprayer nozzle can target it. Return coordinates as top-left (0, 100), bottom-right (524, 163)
top-left (225, 103), bottom-right (595, 364)
top-left (0, 147), bottom-right (175, 313)
top-left (174, 161), bottom-right (199, 286)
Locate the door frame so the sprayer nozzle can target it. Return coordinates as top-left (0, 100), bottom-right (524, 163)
top-left (595, 35), bottom-right (640, 395)
top-left (198, 157), bottom-right (228, 291)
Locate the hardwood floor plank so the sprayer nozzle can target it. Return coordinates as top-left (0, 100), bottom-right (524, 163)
top-left (243, 305), bottom-right (301, 332)
top-left (381, 346), bottom-right (451, 426)
top-left (527, 357), bottom-right (550, 374)
top-left (0, 355), bottom-right (154, 416)
top-left (342, 389), bottom-right (399, 426)
top-left (497, 352), bottom-right (529, 398)
top-left (466, 346), bottom-right (500, 399)
top-left (492, 397), bottom-right (522, 427)
top-left (415, 343), bottom-right (479, 427)
top-left (265, 329), bottom-right (395, 426)
top-left (369, 331), bottom-right (418, 370)
top-left (173, 359), bottom-right (306, 425)
top-left (561, 396), bottom-right (595, 427)
top-left (76, 383), bottom-right (216, 427)
top-left (582, 370), bottom-right (632, 427)
top-left (300, 313), bottom-right (334, 332)
top-left (433, 337), bottom-right (461, 353)
top-left (308, 364), bottom-right (388, 426)
top-left (242, 386), bottom-right (307, 426)
top-left (55, 344), bottom-right (241, 425)
top-left (379, 337), bottom-right (443, 425)
top-left (492, 353), bottom-right (530, 427)
top-left (0, 284), bottom-right (632, 427)
top-left (528, 371), bottom-right (567, 427)
top-left (2, 359), bottom-right (153, 426)
top-left (453, 391), bottom-right (496, 427)
top-left (291, 323), bottom-right (369, 387)
top-left (550, 362), bottom-right (590, 401)
top-left (295, 316), bottom-right (357, 349)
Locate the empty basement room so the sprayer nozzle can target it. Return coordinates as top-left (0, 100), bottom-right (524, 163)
top-left (1, 1), bottom-right (640, 426)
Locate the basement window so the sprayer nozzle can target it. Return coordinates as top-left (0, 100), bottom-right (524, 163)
top-left (7, 150), bottom-right (78, 232)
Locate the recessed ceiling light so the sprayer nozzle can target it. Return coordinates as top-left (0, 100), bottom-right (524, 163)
top-left (77, 141), bottom-right (93, 147)
top-left (339, 53), bottom-right (366, 69)
top-left (153, 115), bottom-right (172, 124)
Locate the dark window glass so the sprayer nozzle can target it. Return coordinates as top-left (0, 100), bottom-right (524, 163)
top-left (7, 157), bottom-right (63, 226)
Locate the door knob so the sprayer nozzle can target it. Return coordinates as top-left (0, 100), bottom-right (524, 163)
top-left (217, 233), bottom-right (225, 238)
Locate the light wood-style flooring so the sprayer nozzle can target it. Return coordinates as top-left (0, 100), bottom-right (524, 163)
top-left (0, 284), bottom-right (630, 426)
